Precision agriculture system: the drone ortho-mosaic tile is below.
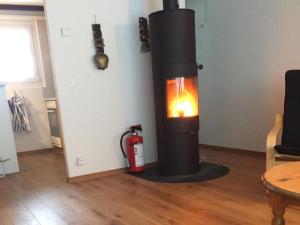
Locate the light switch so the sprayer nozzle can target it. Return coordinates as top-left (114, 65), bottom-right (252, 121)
top-left (60, 27), bottom-right (71, 37)
top-left (66, 78), bottom-right (75, 87)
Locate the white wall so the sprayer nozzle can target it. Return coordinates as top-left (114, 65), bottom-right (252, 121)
top-left (45, 0), bottom-right (185, 177)
top-left (187, 0), bottom-right (300, 152)
top-left (0, 84), bottom-right (19, 174)
top-left (38, 20), bottom-right (56, 99)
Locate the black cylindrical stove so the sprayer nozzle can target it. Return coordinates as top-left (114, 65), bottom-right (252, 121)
top-left (149, 1), bottom-right (200, 175)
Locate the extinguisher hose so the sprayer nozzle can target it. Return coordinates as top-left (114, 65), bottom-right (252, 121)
top-left (120, 131), bottom-right (132, 159)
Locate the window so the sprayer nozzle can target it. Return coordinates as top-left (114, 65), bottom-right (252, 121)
top-left (0, 19), bottom-right (44, 84)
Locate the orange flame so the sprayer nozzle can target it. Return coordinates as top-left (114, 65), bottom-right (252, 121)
top-left (166, 77), bottom-right (199, 118)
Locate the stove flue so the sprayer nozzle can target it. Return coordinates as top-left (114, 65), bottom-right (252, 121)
top-left (163, 0), bottom-right (179, 10)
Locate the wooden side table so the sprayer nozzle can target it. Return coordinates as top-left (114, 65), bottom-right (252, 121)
top-left (262, 162), bottom-right (300, 225)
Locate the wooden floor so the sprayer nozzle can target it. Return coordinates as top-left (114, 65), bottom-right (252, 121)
top-left (0, 148), bottom-right (299, 225)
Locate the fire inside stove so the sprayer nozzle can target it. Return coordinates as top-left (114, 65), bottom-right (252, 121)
top-left (166, 76), bottom-right (199, 118)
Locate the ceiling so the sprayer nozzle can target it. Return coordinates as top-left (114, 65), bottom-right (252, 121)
top-left (0, 0), bottom-right (43, 6)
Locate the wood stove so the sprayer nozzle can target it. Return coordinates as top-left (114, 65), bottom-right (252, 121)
top-left (149, 0), bottom-right (200, 175)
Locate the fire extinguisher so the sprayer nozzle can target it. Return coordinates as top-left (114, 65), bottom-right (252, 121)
top-left (120, 124), bottom-right (145, 173)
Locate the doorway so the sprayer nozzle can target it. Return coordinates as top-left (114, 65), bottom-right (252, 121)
top-left (0, 2), bottom-right (67, 178)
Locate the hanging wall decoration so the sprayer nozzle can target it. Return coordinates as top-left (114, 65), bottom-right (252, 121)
top-left (139, 17), bottom-right (150, 53)
top-left (92, 18), bottom-right (109, 70)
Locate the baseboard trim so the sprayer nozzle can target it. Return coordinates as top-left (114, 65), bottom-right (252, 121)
top-left (68, 162), bottom-right (158, 184)
top-left (68, 168), bottom-right (127, 183)
top-left (199, 144), bottom-right (265, 158)
top-left (68, 145), bottom-right (265, 183)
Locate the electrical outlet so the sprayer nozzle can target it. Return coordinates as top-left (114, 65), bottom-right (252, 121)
top-left (76, 157), bottom-right (84, 166)
top-left (0, 161), bottom-right (5, 178)
top-left (60, 27), bottom-right (71, 37)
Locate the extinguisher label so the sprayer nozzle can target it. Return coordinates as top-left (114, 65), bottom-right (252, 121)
top-left (134, 143), bottom-right (144, 167)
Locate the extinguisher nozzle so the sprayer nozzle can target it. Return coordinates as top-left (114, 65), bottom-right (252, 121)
top-left (120, 130), bottom-right (132, 159)
top-left (130, 124), bottom-right (142, 133)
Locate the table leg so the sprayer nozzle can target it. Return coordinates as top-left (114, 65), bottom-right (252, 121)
top-left (268, 191), bottom-right (287, 225)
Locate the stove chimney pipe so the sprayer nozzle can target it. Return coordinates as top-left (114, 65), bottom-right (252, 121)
top-left (163, 0), bottom-right (179, 10)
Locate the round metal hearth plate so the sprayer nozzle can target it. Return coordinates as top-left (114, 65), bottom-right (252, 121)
top-left (131, 162), bottom-right (229, 183)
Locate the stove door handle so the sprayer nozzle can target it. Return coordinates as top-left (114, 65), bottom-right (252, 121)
top-left (198, 64), bottom-right (204, 70)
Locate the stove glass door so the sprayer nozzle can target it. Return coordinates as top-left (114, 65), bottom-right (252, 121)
top-left (166, 76), bottom-right (199, 118)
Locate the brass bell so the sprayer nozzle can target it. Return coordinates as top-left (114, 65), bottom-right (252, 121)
top-left (92, 23), bottom-right (109, 70)
top-left (94, 53), bottom-right (109, 70)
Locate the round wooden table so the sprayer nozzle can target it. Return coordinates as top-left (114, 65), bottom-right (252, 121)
top-left (262, 162), bottom-right (300, 225)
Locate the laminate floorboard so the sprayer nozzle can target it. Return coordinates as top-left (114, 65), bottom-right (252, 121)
top-left (0, 148), bottom-right (299, 225)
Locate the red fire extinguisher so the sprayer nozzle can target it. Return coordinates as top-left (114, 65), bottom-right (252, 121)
top-left (120, 125), bottom-right (145, 173)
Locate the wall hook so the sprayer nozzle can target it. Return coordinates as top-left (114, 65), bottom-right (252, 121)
top-left (93, 14), bottom-right (97, 24)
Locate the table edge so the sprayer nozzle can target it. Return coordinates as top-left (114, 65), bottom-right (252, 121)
top-left (262, 175), bottom-right (300, 201)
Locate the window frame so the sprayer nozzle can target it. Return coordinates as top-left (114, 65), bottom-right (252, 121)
top-left (0, 16), bottom-right (45, 86)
